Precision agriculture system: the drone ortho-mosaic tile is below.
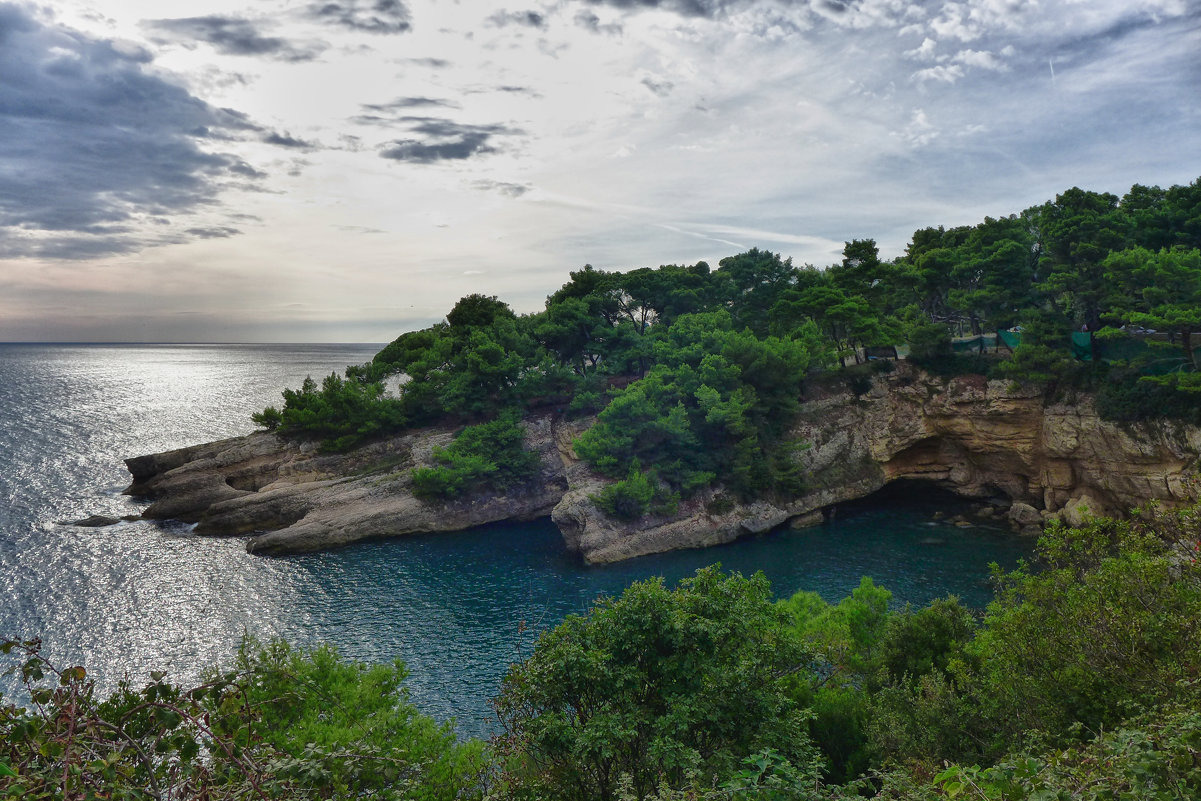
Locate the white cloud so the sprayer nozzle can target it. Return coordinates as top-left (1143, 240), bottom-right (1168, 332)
top-left (904, 36), bottom-right (938, 60)
top-left (953, 48), bottom-right (1008, 70)
top-left (911, 64), bottom-right (965, 85)
top-left (898, 108), bottom-right (939, 146)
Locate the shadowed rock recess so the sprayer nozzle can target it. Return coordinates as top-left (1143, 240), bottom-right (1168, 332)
top-left (124, 365), bottom-right (1201, 563)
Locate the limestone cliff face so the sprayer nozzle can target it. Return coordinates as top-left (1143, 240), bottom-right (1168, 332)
top-left (556, 366), bottom-right (1201, 562)
top-left (125, 416), bottom-right (567, 556)
top-left (124, 365), bottom-right (1200, 562)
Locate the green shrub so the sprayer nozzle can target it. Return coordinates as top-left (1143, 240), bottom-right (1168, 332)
top-left (917, 706), bottom-right (1201, 801)
top-left (411, 413), bottom-right (540, 502)
top-left (0, 637), bottom-right (486, 800)
top-left (905, 322), bottom-right (953, 366)
top-left (593, 467), bottom-right (657, 520)
top-left (220, 638), bottom-right (486, 801)
top-left (1095, 368), bottom-right (1201, 424)
top-left (251, 404), bottom-right (283, 431)
top-left (964, 508), bottom-right (1201, 746)
top-left (254, 372), bottom-right (407, 451)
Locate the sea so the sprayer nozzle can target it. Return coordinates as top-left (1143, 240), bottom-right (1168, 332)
top-left (0, 343), bottom-right (1031, 738)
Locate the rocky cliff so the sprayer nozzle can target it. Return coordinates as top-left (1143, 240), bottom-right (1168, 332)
top-left (123, 364), bottom-right (1201, 562)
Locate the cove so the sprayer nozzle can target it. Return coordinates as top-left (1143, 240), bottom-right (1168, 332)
top-left (268, 487), bottom-right (1028, 738)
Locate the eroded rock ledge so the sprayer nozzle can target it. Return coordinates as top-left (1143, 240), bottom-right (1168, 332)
top-left (124, 365), bottom-right (1201, 563)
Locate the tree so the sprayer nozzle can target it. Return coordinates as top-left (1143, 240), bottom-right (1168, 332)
top-left (446, 293), bottom-right (516, 333)
top-left (1105, 245), bottom-right (1201, 370)
top-left (715, 249), bottom-right (800, 336)
top-left (493, 567), bottom-right (819, 801)
top-left (831, 239), bottom-right (883, 299)
top-left (947, 216), bottom-right (1037, 337)
top-left (574, 310), bottom-right (817, 505)
top-left (1032, 188), bottom-right (1129, 360)
top-left (770, 285), bottom-right (884, 367)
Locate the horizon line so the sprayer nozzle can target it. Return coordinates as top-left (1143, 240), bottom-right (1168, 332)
top-left (0, 341), bottom-right (387, 347)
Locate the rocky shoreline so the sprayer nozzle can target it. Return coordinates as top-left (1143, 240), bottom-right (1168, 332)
top-left (120, 364), bottom-right (1201, 563)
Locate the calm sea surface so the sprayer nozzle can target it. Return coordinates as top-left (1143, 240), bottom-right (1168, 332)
top-left (0, 344), bottom-right (1031, 737)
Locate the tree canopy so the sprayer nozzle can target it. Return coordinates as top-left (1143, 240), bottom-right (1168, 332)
top-left (253, 176), bottom-right (1201, 513)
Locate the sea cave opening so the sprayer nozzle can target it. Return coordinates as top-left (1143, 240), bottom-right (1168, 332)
top-left (828, 478), bottom-right (1011, 526)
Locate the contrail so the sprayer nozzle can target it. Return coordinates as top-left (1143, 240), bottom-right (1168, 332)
top-left (1048, 57), bottom-right (1056, 85)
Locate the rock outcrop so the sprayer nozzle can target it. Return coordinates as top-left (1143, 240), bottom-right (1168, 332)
top-left (124, 364), bottom-right (1201, 562)
top-left (126, 416), bottom-right (567, 556)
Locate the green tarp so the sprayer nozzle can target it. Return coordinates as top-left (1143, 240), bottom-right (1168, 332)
top-left (1071, 332), bottom-right (1155, 363)
top-left (1071, 331), bottom-right (1094, 361)
top-left (891, 330), bottom-right (1172, 367)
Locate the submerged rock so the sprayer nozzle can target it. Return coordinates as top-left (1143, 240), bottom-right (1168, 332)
top-left (124, 364), bottom-right (1201, 563)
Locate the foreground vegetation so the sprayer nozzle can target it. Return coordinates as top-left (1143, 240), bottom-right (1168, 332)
top-left (4, 498), bottom-right (1199, 799)
top-left (253, 177), bottom-right (1201, 517)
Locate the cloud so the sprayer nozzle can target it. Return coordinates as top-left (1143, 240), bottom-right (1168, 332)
top-left (306, 0), bottom-right (412, 34)
top-left (495, 84), bottom-right (540, 95)
top-left (953, 48), bottom-right (1008, 71)
top-left (473, 180), bottom-right (532, 197)
top-left (0, 4), bottom-right (264, 259)
top-left (641, 76), bottom-right (674, 96)
top-left (487, 9), bottom-right (548, 29)
top-left (363, 96), bottom-right (460, 110)
top-left (144, 16), bottom-right (324, 61)
top-left (379, 118), bottom-right (522, 163)
top-left (898, 108), bottom-right (939, 147)
top-left (352, 97), bottom-right (461, 127)
top-left (574, 10), bottom-right (623, 34)
top-left (262, 131), bottom-right (317, 149)
top-left (581, 0), bottom-right (731, 18)
top-left (397, 57), bottom-right (450, 68)
top-left (911, 64), bottom-right (964, 85)
top-left (904, 37), bottom-right (938, 60)
top-left (184, 226), bottom-right (242, 239)
top-left (462, 84), bottom-right (543, 98)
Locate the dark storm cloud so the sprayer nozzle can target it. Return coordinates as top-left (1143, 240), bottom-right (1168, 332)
top-left (306, 0), bottom-right (413, 34)
top-left (0, 234), bottom-right (142, 261)
top-left (379, 118), bottom-right (521, 163)
top-left (0, 2), bottom-right (36, 42)
top-left (0, 3), bottom-right (264, 259)
top-left (487, 10), bottom-right (548, 29)
top-left (144, 16), bottom-right (324, 61)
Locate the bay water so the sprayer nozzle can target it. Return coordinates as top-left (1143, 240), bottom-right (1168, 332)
top-left (0, 344), bottom-right (1029, 737)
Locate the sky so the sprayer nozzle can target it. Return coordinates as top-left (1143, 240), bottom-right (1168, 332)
top-left (0, 0), bottom-right (1198, 342)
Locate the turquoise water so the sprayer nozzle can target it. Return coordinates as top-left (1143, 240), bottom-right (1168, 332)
top-left (0, 344), bottom-right (1029, 738)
